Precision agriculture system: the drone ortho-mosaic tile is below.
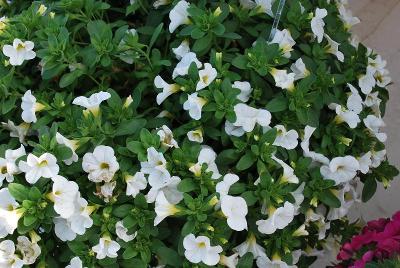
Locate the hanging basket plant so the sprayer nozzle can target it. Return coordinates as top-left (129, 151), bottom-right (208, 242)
top-left (0, 0), bottom-right (397, 267)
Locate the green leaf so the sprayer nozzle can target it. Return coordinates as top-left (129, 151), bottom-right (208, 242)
top-left (193, 33), bottom-right (212, 53)
top-left (113, 204), bottom-right (134, 218)
top-left (156, 247), bottom-right (183, 267)
top-left (28, 187), bottom-right (41, 201)
top-left (148, 23), bottom-right (164, 51)
top-left (232, 55), bottom-right (248, 69)
top-left (177, 179), bottom-right (197, 193)
top-left (123, 247), bottom-right (138, 259)
top-left (362, 175), bottom-right (377, 202)
top-left (115, 118), bottom-right (147, 136)
top-left (59, 70), bottom-right (84, 88)
top-left (266, 95), bottom-right (288, 112)
top-left (23, 214), bottom-right (37, 226)
top-left (236, 151), bottom-right (257, 171)
top-left (8, 183), bottom-right (30, 202)
top-left (237, 252), bottom-right (253, 268)
top-left (319, 190), bottom-right (341, 208)
top-left (54, 144), bottom-right (73, 161)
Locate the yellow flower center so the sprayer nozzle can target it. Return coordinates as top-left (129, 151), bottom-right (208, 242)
top-left (16, 43), bottom-right (25, 51)
top-left (100, 162), bottom-right (110, 169)
top-left (202, 75), bottom-right (209, 84)
top-left (197, 242), bottom-right (206, 248)
top-left (38, 160), bottom-right (48, 167)
top-left (1, 166), bottom-right (7, 174)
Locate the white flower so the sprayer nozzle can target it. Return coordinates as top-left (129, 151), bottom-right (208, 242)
top-left (172, 40), bottom-right (190, 60)
top-left (292, 183), bottom-right (305, 214)
top-left (146, 175), bottom-right (183, 204)
top-left (233, 234), bottom-right (266, 259)
top-left (233, 103), bottom-right (271, 132)
top-left (290, 58), bottom-right (310, 80)
top-left (153, 0), bottom-right (171, 8)
top-left (191, 146), bottom-right (221, 179)
top-left (256, 202), bottom-right (295, 234)
top-left (324, 34), bottom-right (344, 62)
top-left (0, 240), bottom-right (24, 268)
top-left (363, 115), bottom-right (387, 142)
top-left (100, 181), bottom-right (116, 203)
top-left (172, 52), bottom-right (202, 79)
top-left (183, 93), bottom-right (207, 120)
top-left (364, 91), bottom-right (381, 110)
top-left (82, 145), bottom-right (119, 183)
top-left (233, 81), bottom-right (253, 102)
top-left (1, 120), bottom-right (30, 145)
top-left (254, 0), bottom-right (273, 16)
top-left (338, 4), bottom-right (360, 29)
top-left (374, 69), bottom-right (391, 88)
top-left (154, 76), bottom-right (181, 105)
top-left (256, 255), bottom-right (294, 268)
top-left (16, 236), bottom-right (41, 265)
top-left (240, 0), bottom-right (256, 9)
top-left (157, 125), bottom-right (179, 148)
top-left (358, 152), bottom-right (372, 174)
top-left (358, 67), bottom-right (376, 95)
top-left (327, 183), bottom-right (358, 220)
top-left (141, 147), bottom-right (170, 186)
top-left (19, 153), bottom-right (59, 184)
top-left (0, 145), bottom-right (25, 186)
top-left (92, 236), bottom-right (121, 259)
top-left (54, 217), bottom-right (77, 241)
top-left (347, 84), bottom-right (363, 114)
top-left (183, 234), bottom-right (223, 266)
top-left (154, 192), bottom-right (180, 226)
top-left (300, 126), bottom-right (330, 165)
top-left (270, 29), bottom-right (296, 58)
top-left (21, 90), bottom-right (45, 123)
top-left (368, 55), bottom-right (387, 73)
top-left (55, 133), bottom-right (79, 165)
top-left (51, 175), bottom-right (79, 218)
top-left (221, 195), bottom-right (248, 231)
top-left (0, 188), bottom-right (21, 239)
top-left (320, 156), bottom-right (360, 185)
top-left (271, 155), bottom-right (299, 184)
top-left (311, 8), bottom-right (328, 43)
top-left (115, 221), bottom-right (137, 242)
top-left (196, 63), bottom-right (217, 91)
top-left (72, 91), bottom-right (111, 116)
top-left (371, 150), bottom-right (386, 168)
top-left (219, 253), bottom-right (239, 268)
top-left (66, 257), bottom-right (84, 268)
top-left (224, 121), bottom-right (245, 137)
top-left (187, 129), bottom-right (203, 143)
top-left (270, 68), bottom-right (295, 91)
top-left (125, 172), bottom-right (147, 198)
top-left (273, 125), bottom-right (299, 150)
top-left (169, 0), bottom-right (190, 33)
top-left (2, 38), bottom-right (36, 66)
top-left (216, 173), bottom-right (239, 197)
top-left (331, 104), bottom-right (360, 129)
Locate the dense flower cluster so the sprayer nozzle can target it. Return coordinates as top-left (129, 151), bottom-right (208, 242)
top-left (0, 0), bottom-right (398, 267)
top-left (336, 211), bottom-right (400, 268)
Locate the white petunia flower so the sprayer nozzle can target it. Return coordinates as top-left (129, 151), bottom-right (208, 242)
top-left (19, 153), bottom-right (59, 184)
top-left (82, 145), bottom-right (119, 183)
top-left (0, 188), bottom-right (22, 239)
top-left (55, 132), bottom-right (79, 165)
top-left (0, 240), bottom-right (24, 268)
top-left (233, 81), bottom-right (253, 102)
top-left (358, 67), bottom-right (376, 95)
top-left (54, 217), bottom-right (77, 242)
top-left (187, 129), bottom-right (203, 143)
top-left (290, 58), bottom-right (310, 81)
top-left (92, 236), bottom-right (121, 259)
top-left (270, 29), bottom-right (296, 58)
top-left (169, 0), bottom-right (190, 33)
top-left (154, 76), bottom-right (181, 105)
top-left (331, 104), bottom-right (360, 129)
top-left (364, 91), bottom-right (381, 110)
top-left (183, 93), bottom-right (207, 120)
top-left (221, 195), bottom-right (248, 231)
top-left (157, 125), bottom-right (179, 148)
top-left (172, 40), bottom-right (190, 59)
top-left (270, 68), bottom-right (295, 91)
top-left (216, 173), bottom-right (239, 197)
top-left (146, 175), bottom-right (183, 204)
top-left (301, 126), bottom-right (330, 165)
top-left (219, 253), bottom-right (239, 268)
top-left (196, 63), bottom-right (217, 91)
top-left (224, 121), bottom-right (245, 137)
top-left (233, 234), bottom-right (266, 259)
top-left (273, 125), bottom-right (299, 150)
top-left (327, 183), bottom-right (358, 220)
top-left (347, 84), bottom-right (363, 114)
top-left (2, 38), bottom-right (36, 66)
top-left (16, 236), bottom-right (41, 265)
top-left (154, 192), bottom-right (180, 226)
top-left (99, 181), bottom-right (116, 203)
top-left (363, 115), bottom-right (387, 142)
top-left (125, 172), bottom-right (147, 198)
top-left (115, 221), bottom-right (137, 242)
top-left (338, 4), bottom-right (360, 29)
top-left (172, 52), bottom-right (202, 79)
top-left (271, 155), bottom-right (299, 184)
top-left (66, 257), bottom-right (84, 268)
top-left (254, 0), bottom-right (273, 16)
top-left (0, 145), bottom-right (25, 186)
top-left (368, 55), bottom-right (387, 73)
top-left (371, 150), bottom-right (386, 168)
top-left (256, 255), bottom-right (294, 268)
top-left (66, 197), bottom-right (94, 236)
top-left (320, 156), bottom-right (360, 185)
top-left (21, 90), bottom-right (45, 123)
top-left (72, 91), bottom-right (111, 117)
top-left (141, 147), bottom-right (170, 185)
top-left (1, 120), bottom-right (30, 145)
top-left (374, 69), bottom-right (391, 88)
top-left (324, 34), bottom-right (344, 62)
top-left (51, 175), bottom-right (79, 218)
top-left (256, 202), bottom-right (295, 234)
top-left (233, 103), bottom-right (271, 132)
top-left (311, 8), bottom-right (327, 43)
top-left (358, 152), bottom-right (372, 174)
top-left (192, 146), bottom-right (221, 179)
top-left (183, 234), bottom-right (223, 266)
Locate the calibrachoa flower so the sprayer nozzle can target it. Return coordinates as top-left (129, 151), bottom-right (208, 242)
top-left (82, 145), bottom-right (119, 183)
top-left (183, 234), bottom-right (223, 266)
top-left (92, 236), bottom-right (121, 259)
top-left (19, 152), bottom-right (59, 184)
top-left (2, 38), bottom-right (36, 66)
top-left (21, 90), bottom-right (45, 123)
top-left (72, 91), bottom-right (111, 117)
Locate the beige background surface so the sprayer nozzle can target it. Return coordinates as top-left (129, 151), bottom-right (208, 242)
top-left (348, 0), bottom-right (400, 221)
